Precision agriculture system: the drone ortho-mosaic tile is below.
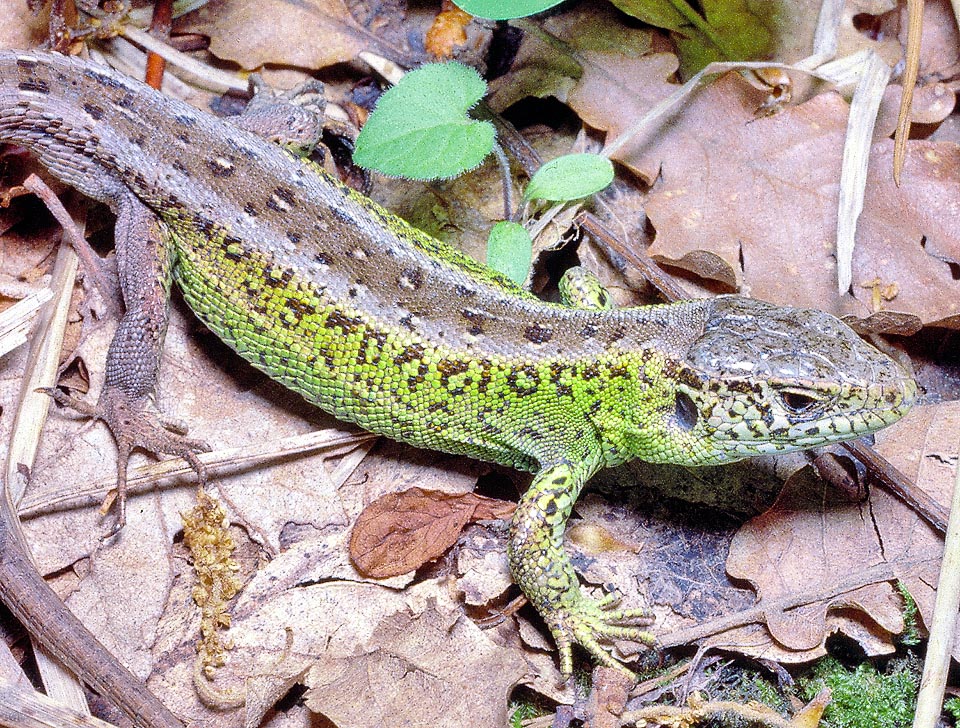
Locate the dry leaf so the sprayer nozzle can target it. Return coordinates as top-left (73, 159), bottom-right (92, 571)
top-left (176, 0), bottom-right (410, 71)
top-left (350, 486), bottom-right (515, 578)
top-left (726, 465), bottom-right (904, 654)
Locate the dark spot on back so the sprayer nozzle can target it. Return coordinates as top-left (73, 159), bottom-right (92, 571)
top-left (274, 187), bottom-right (296, 205)
top-left (581, 363), bottom-right (600, 380)
top-left (523, 323), bottom-right (553, 344)
top-left (398, 268), bottom-right (424, 291)
top-left (205, 158), bottom-right (235, 178)
top-left (83, 69), bottom-right (125, 90)
top-left (325, 310), bottom-right (364, 334)
top-left (174, 113), bottom-right (198, 127)
top-left (116, 92), bottom-right (136, 109)
top-left (454, 284), bottom-right (476, 298)
top-left (82, 103), bottom-right (104, 120)
top-left (395, 343), bottom-right (425, 365)
top-left (461, 309), bottom-right (487, 336)
top-left (18, 80), bottom-right (49, 94)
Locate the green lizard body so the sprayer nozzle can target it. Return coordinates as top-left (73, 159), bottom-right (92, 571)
top-left (0, 51), bottom-right (915, 722)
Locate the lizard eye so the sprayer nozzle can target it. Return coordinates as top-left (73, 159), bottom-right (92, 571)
top-left (778, 390), bottom-right (820, 414)
top-left (674, 391), bottom-right (699, 430)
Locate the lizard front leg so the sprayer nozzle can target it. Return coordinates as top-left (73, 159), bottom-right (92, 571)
top-left (50, 192), bottom-right (209, 535)
top-left (508, 459), bottom-right (655, 677)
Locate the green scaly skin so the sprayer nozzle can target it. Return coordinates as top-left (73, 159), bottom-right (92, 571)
top-left (0, 50), bottom-right (916, 707)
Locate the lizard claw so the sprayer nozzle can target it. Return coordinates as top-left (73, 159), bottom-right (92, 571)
top-left (43, 386), bottom-right (211, 536)
top-left (545, 589), bottom-right (656, 678)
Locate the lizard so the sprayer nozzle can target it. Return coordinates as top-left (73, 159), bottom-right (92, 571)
top-left (0, 50), bottom-right (916, 726)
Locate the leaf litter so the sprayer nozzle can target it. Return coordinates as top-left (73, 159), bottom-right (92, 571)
top-left (0, 0), bottom-right (958, 726)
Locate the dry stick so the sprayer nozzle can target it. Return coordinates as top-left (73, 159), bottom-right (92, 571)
top-left (913, 452), bottom-right (960, 728)
top-left (143, 0), bottom-right (173, 90)
top-left (18, 429), bottom-right (377, 518)
top-left (3, 188), bottom-right (90, 718)
top-left (0, 679), bottom-right (118, 728)
top-left (893, 0), bottom-right (923, 185)
top-left (845, 439), bottom-right (947, 534)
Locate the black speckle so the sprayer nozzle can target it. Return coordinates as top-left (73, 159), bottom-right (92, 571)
top-left (274, 187), bottom-right (296, 204)
top-left (523, 323), bottom-right (553, 344)
top-left (461, 309), bottom-right (486, 336)
top-left (174, 113), bottom-right (198, 127)
top-left (18, 80), bottom-right (49, 94)
top-left (116, 92), bottom-right (136, 109)
top-left (286, 231), bottom-right (301, 244)
top-left (581, 364), bottom-right (600, 380)
top-left (454, 284), bottom-right (476, 298)
top-left (243, 203), bottom-right (258, 217)
top-left (398, 268), bottom-right (424, 291)
top-left (171, 160), bottom-right (190, 176)
top-left (205, 158), bottom-right (235, 178)
top-left (82, 102), bottom-right (104, 119)
top-left (83, 69), bottom-right (125, 90)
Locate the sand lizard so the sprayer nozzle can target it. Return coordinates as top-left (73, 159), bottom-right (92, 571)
top-left (0, 51), bottom-right (916, 727)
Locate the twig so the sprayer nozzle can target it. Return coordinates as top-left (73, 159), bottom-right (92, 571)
top-left (912, 446), bottom-right (960, 728)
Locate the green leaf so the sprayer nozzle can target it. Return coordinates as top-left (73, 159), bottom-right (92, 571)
top-left (486, 222), bottom-right (532, 285)
top-left (670, 0), bottom-right (773, 78)
top-left (608, 0), bottom-right (688, 32)
top-left (524, 154), bottom-right (614, 202)
top-left (452, 0), bottom-right (565, 20)
top-left (354, 62), bottom-right (495, 180)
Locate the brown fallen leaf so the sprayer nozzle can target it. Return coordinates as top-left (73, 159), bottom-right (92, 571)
top-left (628, 73), bottom-right (960, 324)
top-left (658, 402), bottom-right (956, 664)
top-left (726, 464), bottom-right (905, 654)
top-left (350, 486), bottom-right (515, 579)
top-left (175, 0), bottom-right (416, 71)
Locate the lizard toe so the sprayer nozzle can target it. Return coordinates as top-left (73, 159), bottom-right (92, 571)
top-left (546, 590), bottom-right (657, 678)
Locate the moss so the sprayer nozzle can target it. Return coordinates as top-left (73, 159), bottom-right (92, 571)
top-left (509, 698), bottom-right (541, 728)
top-left (944, 696), bottom-right (960, 722)
top-left (799, 655), bottom-right (920, 728)
top-left (896, 582), bottom-right (922, 647)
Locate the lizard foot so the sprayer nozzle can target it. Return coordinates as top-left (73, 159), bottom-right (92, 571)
top-left (44, 385), bottom-right (211, 538)
top-left (545, 589), bottom-right (656, 678)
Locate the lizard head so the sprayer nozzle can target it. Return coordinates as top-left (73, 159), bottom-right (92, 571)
top-left (597, 296), bottom-right (917, 468)
top-left (658, 296), bottom-right (917, 465)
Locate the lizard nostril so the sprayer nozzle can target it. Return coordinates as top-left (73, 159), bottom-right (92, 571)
top-left (674, 391), bottom-right (698, 430)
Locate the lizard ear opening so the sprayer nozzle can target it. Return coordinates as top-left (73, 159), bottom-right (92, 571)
top-left (674, 391), bottom-right (698, 431)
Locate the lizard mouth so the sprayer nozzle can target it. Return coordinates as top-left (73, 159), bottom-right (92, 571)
top-left (702, 372), bottom-right (917, 455)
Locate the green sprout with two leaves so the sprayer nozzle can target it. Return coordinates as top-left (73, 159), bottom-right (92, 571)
top-left (353, 61), bottom-right (613, 285)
